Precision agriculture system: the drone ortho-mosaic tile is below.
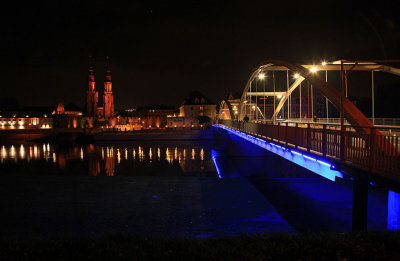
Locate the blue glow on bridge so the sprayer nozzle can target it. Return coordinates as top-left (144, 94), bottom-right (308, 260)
top-left (213, 124), bottom-right (343, 182)
top-left (388, 190), bottom-right (400, 231)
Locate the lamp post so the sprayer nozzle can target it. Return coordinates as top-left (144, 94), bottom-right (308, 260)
top-left (255, 75), bottom-right (258, 121)
top-left (273, 71), bottom-right (276, 122)
top-left (309, 66), bottom-right (318, 122)
top-left (249, 79), bottom-right (252, 121)
top-left (340, 60), bottom-right (345, 161)
top-left (294, 73), bottom-right (300, 120)
top-left (258, 73), bottom-right (265, 122)
top-left (322, 61), bottom-right (329, 122)
top-left (287, 70), bottom-right (290, 121)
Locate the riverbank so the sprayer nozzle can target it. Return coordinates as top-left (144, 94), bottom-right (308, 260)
top-left (1, 231), bottom-right (399, 260)
top-left (94, 129), bottom-right (214, 141)
top-left (0, 129), bottom-right (214, 143)
top-left (0, 128), bottom-right (83, 143)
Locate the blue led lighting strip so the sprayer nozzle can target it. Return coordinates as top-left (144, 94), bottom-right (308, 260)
top-left (211, 150), bottom-right (223, 179)
top-left (213, 124), bottom-right (343, 182)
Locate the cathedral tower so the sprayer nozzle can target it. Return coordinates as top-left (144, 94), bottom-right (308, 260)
top-left (103, 56), bottom-right (114, 118)
top-left (85, 65), bottom-right (98, 117)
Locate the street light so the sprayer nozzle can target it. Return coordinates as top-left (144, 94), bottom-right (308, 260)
top-left (255, 73), bottom-right (266, 121)
top-left (322, 61), bottom-right (329, 121)
top-left (293, 73), bottom-right (302, 120)
top-left (308, 67), bottom-right (318, 120)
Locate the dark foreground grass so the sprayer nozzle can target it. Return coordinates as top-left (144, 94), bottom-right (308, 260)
top-left (1, 231), bottom-right (400, 261)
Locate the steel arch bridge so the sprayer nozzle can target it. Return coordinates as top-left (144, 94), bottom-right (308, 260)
top-left (220, 60), bottom-right (400, 135)
top-left (216, 60), bottom-right (400, 181)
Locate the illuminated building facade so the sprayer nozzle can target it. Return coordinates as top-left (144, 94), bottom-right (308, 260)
top-left (52, 102), bottom-right (84, 128)
top-left (53, 57), bottom-right (116, 129)
top-left (0, 116), bottom-right (52, 129)
top-left (0, 106), bottom-right (53, 129)
top-left (114, 105), bottom-right (175, 131)
top-left (167, 91), bottom-right (216, 128)
top-left (85, 57), bottom-right (115, 126)
top-left (85, 65), bottom-right (98, 117)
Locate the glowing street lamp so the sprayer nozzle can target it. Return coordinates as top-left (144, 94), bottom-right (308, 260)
top-left (294, 73), bottom-right (300, 79)
top-left (322, 61), bottom-right (329, 120)
top-left (308, 66), bottom-right (318, 119)
top-left (255, 73), bottom-right (265, 121)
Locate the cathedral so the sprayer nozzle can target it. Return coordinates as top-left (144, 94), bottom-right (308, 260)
top-left (85, 57), bottom-right (115, 122)
top-left (52, 57), bottom-right (116, 129)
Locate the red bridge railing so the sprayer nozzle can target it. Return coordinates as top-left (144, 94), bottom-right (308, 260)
top-left (216, 120), bottom-right (400, 178)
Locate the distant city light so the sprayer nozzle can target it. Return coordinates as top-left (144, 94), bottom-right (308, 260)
top-left (310, 67), bottom-right (318, 73)
top-left (321, 61), bottom-right (327, 66)
top-left (277, 94), bottom-right (282, 99)
top-left (258, 73), bottom-right (265, 79)
top-left (294, 73), bottom-right (300, 79)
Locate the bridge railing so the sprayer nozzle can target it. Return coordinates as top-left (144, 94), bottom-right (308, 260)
top-left (311, 117), bottom-right (400, 127)
top-left (216, 120), bottom-right (400, 178)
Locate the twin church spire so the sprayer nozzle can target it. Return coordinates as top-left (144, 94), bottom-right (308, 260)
top-left (85, 57), bottom-right (115, 119)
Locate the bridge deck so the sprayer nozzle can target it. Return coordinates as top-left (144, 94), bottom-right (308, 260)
top-left (216, 120), bottom-right (400, 182)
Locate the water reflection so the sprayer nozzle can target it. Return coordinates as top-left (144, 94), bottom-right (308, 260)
top-left (0, 142), bottom-right (215, 176)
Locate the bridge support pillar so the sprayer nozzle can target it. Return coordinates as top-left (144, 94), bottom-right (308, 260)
top-left (352, 176), bottom-right (369, 232)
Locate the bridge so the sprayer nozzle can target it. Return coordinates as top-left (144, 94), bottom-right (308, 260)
top-left (215, 60), bottom-right (400, 186)
top-left (213, 60), bottom-right (400, 231)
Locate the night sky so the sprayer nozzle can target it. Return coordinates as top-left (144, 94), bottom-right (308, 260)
top-left (3, 0), bottom-right (400, 110)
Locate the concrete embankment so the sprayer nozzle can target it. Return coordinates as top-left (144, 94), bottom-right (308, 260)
top-left (0, 129), bottom-right (84, 143)
top-left (94, 129), bottom-right (214, 141)
top-left (0, 129), bottom-right (214, 143)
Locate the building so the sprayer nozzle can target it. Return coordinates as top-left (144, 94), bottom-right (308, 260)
top-left (167, 91), bottom-right (216, 128)
top-left (52, 102), bottom-right (84, 128)
top-left (85, 57), bottom-right (115, 126)
top-left (0, 106), bottom-right (54, 129)
top-left (136, 105), bottom-right (175, 129)
top-left (115, 105), bottom-right (175, 131)
top-left (53, 57), bottom-right (116, 130)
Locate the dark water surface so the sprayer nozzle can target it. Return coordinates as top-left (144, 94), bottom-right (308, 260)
top-left (0, 138), bottom-right (397, 239)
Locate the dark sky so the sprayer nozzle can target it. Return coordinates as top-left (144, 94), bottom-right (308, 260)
top-left (3, 0), bottom-right (400, 109)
